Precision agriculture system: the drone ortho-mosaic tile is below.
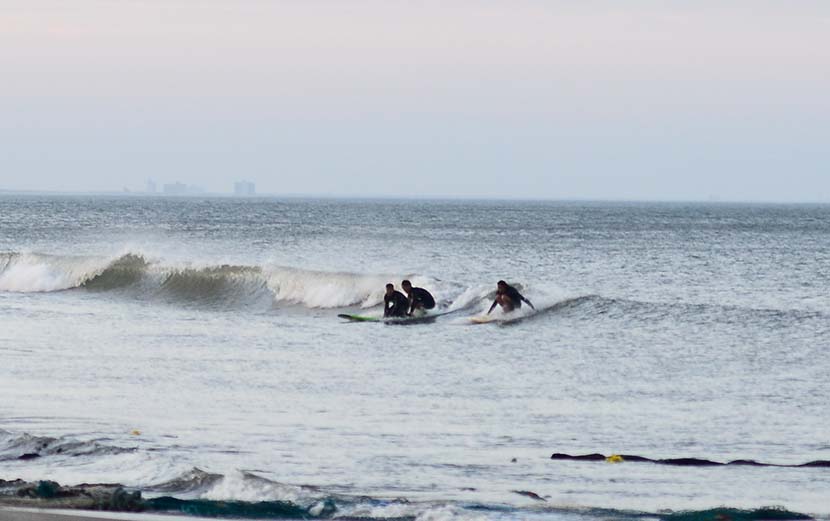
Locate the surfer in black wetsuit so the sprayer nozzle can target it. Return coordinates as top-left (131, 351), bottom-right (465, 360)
top-left (488, 280), bottom-right (535, 314)
top-left (383, 283), bottom-right (409, 318)
top-left (401, 279), bottom-right (435, 316)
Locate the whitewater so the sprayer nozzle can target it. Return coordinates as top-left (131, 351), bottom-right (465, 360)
top-left (1, 195), bottom-right (829, 520)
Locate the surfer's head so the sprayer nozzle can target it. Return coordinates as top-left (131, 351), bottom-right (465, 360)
top-left (401, 280), bottom-right (412, 293)
top-left (385, 283), bottom-right (394, 295)
top-left (497, 280), bottom-right (508, 293)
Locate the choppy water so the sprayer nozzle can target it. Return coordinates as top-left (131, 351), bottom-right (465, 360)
top-left (1, 195), bottom-right (828, 520)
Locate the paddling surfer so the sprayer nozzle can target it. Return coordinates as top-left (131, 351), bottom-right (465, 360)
top-left (383, 283), bottom-right (409, 318)
top-left (487, 280), bottom-right (535, 314)
top-left (401, 280), bottom-right (436, 316)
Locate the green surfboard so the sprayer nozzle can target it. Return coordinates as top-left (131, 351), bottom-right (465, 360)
top-left (337, 312), bottom-right (441, 324)
top-left (337, 314), bottom-right (382, 322)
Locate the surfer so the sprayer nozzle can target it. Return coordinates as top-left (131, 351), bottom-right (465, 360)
top-left (383, 283), bottom-right (409, 318)
top-left (487, 280), bottom-right (535, 314)
top-left (401, 279), bottom-right (436, 316)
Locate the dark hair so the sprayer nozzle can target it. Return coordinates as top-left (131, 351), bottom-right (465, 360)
top-left (497, 280), bottom-right (507, 286)
top-left (386, 283), bottom-right (394, 289)
top-left (401, 279), bottom-right (411, 287)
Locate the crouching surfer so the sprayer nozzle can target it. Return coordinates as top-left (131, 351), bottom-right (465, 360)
top-left (488, 280), bottom-right (535, 314)
top-left (401, 279), bottom-right (435, 317)
top-left (384, 283), bottom-right (409, 318)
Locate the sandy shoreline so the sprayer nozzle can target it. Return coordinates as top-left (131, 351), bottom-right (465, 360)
top-left (0, 507), bottom-right (208, 521)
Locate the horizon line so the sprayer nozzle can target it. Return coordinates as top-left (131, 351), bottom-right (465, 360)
top-left (0, 188), bottom-right (828, 206)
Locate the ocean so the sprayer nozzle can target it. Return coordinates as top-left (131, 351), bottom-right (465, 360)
top-left (1, 195), bottom-right (828, 520)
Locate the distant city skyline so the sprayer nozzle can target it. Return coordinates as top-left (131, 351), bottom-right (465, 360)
top-left (1, 1), bottom-right (828, 202)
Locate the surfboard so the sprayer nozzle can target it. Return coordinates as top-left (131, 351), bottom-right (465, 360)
top-left (337, 314), bottom-right (382, 322)
top-left (469, 315), bottom-right (498, 324)
top-left (338, 309), bottom-right (450, 324)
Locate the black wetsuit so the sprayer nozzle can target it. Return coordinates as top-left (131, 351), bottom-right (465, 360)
top-left (407, 287), bottom-right (436, 314)
top-left (503, 286), bottom-right (526, 309)
top-left (384, 290), bottom-right (409, 318)
top-left (489, 284), bottom-right (533, 313)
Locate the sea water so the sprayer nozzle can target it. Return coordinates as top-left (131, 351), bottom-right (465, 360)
top-left (1, 195), bottom-right (828, 520)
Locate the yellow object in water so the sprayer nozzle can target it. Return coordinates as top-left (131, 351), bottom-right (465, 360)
top-left (606, 454), bottom-right (624, 463)
top-left (130, 430), bottom-right (141, 436)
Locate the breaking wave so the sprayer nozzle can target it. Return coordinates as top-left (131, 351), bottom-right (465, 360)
top-left (0, 251), bottom-right (442, 309)
top-left (0, 252), bottom-right (137, 293)
top-left (1, 252), bottom-right (820, 327)
top-left (2, 251), bottom-right (816, 325)
top-left (0, 471), bottom-right (816, 521)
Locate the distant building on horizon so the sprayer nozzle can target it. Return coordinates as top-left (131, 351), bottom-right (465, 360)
top-left (234, 181), bottom-right (256, 196)
top-left (162, 182), bottom-right (188, 196)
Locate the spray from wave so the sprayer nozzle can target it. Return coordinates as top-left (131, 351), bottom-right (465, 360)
top-left (0, 251), bottom-right (452, 310)
top-left (0, 252), bottom-right (133, 293)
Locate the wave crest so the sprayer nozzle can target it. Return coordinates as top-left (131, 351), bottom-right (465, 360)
top-left (0, 251), bottom-right (426, 309)
top-left (0, 252), bottom-right (136, 293)
top-left (265, 266), bottom-right (390, 309)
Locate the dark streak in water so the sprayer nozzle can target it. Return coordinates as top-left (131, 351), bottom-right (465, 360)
top-left (550, 452), bottom-right (830, 468)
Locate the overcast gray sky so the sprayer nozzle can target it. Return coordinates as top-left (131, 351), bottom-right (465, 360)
top-left (1, 1), bottom-right (828, 201)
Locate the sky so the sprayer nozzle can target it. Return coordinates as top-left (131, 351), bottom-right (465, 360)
top-left (0, 1), bottom-right (828, 201)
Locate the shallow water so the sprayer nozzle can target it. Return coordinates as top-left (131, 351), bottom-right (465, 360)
top-left (1, 195), bottom-right (828, 520)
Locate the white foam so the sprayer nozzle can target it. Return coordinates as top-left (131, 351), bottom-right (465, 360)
top-left (0, 253), bottom-right (115, 292)
top-left (447, 284), bottom-right (494, 311)
top-left (200, 470), bottom-right (304, 504)
top-left (363, 502), bottom-right (418, 518)
top-left (415, 505), bottom-right (490, 521)
top-left (341, 501), bottom-right (490, 521)
top-left (2, 449), bottom-right (189, 489)
top-left (265, 266), bottom-right (396, 309)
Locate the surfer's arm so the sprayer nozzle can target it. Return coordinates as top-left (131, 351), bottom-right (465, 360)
top-left (487, 299), bottom-right (498, 314)
top-left (521, 295), bottom-right (535, 310)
